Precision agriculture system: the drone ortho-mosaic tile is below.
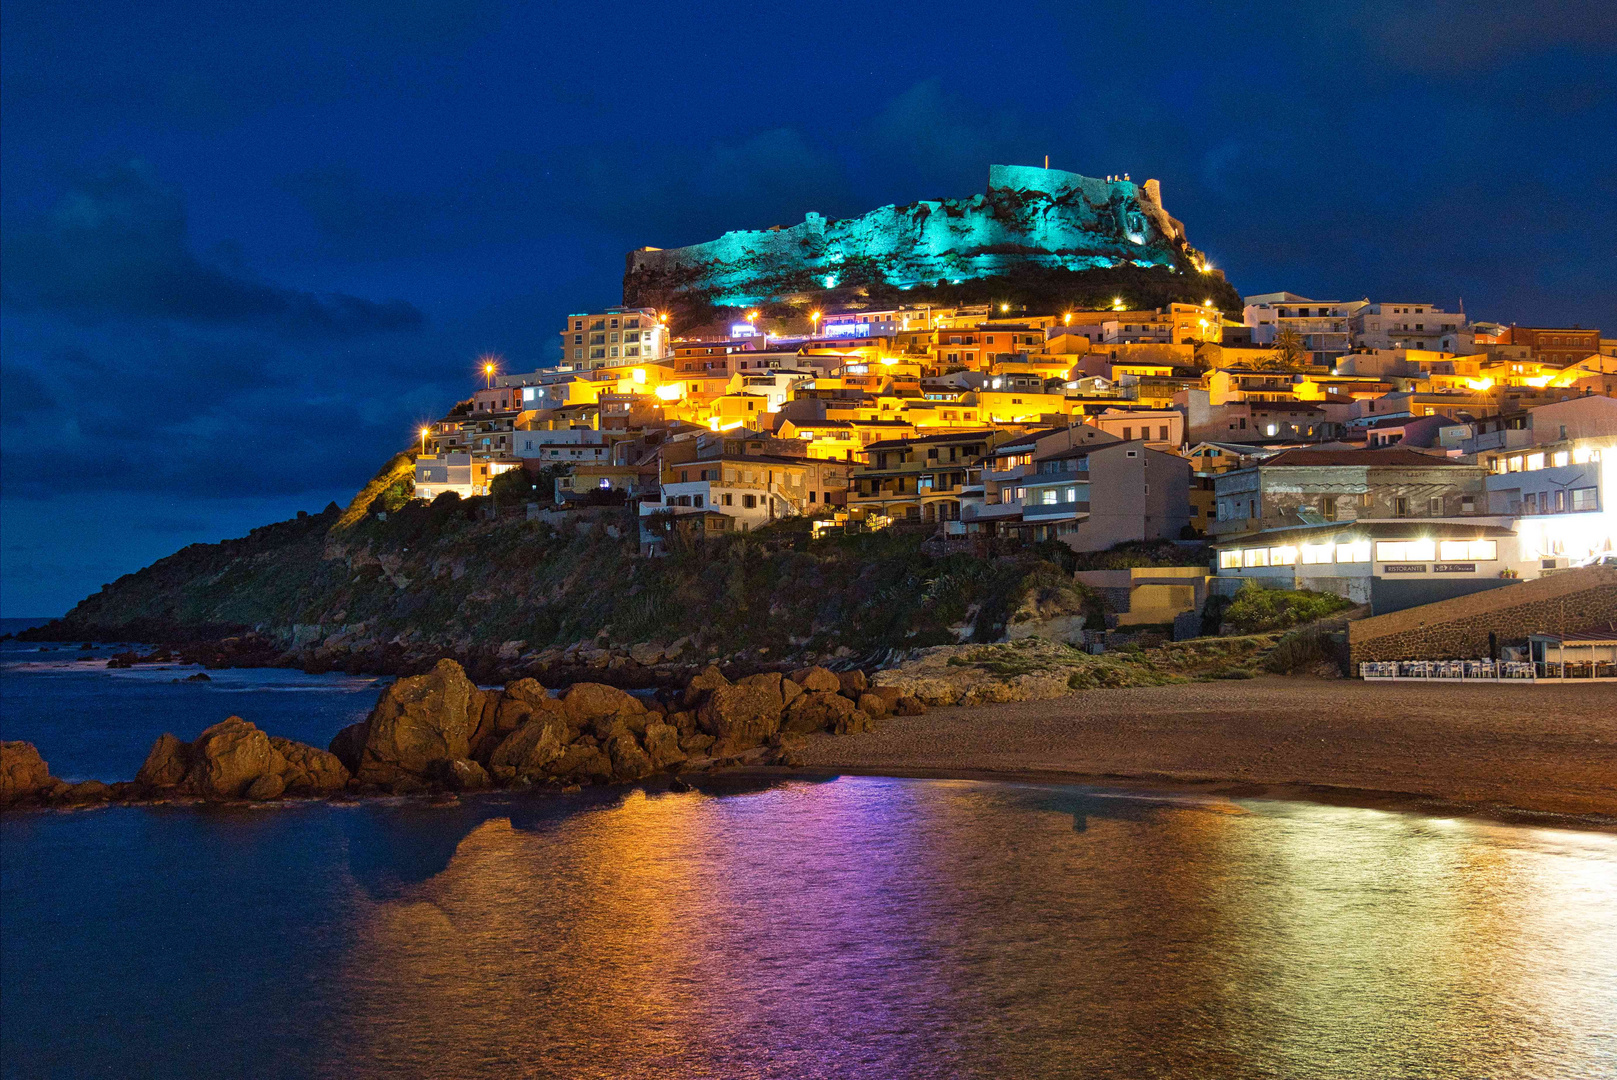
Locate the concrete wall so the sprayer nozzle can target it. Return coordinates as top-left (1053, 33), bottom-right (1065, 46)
top-left (1347, 565), bottom-right (1617, 665)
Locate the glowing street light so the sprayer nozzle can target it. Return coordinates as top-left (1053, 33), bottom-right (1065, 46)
top-left (1000, 303), bottom-right (1010, 313)
top-left (810, 310), bottom-right (821, 332)
top-left (1112, 297), bottom-right (1125, 311)
top-left (1063, 312), bottom-right (1073, 325)
top-left (746, 310), bottom-right (759, 323)
top-left (419, 426), bottom-right (430, 454)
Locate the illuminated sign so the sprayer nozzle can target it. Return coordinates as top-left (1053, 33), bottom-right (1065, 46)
top-left (1433, 563), bottom-right (1476, 573)
top-left (1383, 564), bottom-right (1427, 574)
top-left (730, 323), bottom-right (758, 338)
top-left (823, 322), bottom-right (870, 337)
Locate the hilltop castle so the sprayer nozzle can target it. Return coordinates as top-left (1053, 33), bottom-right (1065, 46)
top-left (624, 164), bottom-right (1201, 308)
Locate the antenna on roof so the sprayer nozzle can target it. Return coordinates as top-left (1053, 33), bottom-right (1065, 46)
top-left (1044, 155), bottom-right (1049, 169)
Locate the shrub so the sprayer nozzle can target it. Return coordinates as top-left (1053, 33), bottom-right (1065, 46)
top-left (1262, 626), bottom-right (1343, 674)
top-left (1222, 583), bottom-right (1352, 634)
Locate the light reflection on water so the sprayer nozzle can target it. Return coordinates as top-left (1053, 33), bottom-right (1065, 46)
top-left (4, 778), bottom-right (1615, 1079)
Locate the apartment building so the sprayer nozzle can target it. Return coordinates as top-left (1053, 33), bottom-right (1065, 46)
top-left (1241, 293), bottom-right (1367, 357)
top-left (559, 307), bottom-right (671, 369)
top-left (849, 430), bottom-right (1010, 524)
top-left (1350, 303), bottom-right (1470, 353)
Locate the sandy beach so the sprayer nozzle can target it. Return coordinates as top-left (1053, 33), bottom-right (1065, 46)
top-left (795, 677), bottom-right (1617, 822)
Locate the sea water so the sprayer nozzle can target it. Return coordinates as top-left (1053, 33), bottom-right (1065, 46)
top-left (2, 633), bottom-right (1615, 1079)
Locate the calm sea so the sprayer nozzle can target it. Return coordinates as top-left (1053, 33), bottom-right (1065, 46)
top-left (3, 631), bottom-right (1615, 1079)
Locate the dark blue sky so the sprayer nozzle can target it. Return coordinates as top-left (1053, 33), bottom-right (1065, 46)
top-left (3, 0), bottom-right (1614, 615)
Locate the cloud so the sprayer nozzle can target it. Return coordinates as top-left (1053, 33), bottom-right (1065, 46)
top-left (1, 162), bottom-right (425, 336)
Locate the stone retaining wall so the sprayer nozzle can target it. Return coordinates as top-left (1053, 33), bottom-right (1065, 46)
top-left (1347, 566), bottom-right (1617, 665)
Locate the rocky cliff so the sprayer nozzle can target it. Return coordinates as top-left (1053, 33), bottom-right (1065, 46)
top-left (20, 490), bottom-right (1097, 684)
top-left (625, 164), bottom-right (1212, 308)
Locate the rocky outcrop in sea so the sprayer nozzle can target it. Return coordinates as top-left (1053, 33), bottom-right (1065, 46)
top-left (0, 659), bottom-right (927, 810)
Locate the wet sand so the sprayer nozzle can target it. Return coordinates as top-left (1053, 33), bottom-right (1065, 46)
top-left (793, 677), bottom-right (1617, 824)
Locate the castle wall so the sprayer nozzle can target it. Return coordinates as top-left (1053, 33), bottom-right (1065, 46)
top-left (626, 165), bottom-right (1191, 305)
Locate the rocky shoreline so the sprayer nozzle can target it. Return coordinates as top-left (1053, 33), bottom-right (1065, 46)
top-left (0, 658), bottom-right (926, 811)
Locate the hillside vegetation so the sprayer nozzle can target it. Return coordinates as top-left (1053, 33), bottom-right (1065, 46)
top-left (24, 489), bottom-right (1124, 679)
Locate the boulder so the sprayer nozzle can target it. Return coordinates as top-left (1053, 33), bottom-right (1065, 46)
top-left (135, 733), bottom-right (192, 789)
top-left (187, 717), bottom-right (287, 799)
top-left (857, 692), bottom-right (890, 719)
top-left (789, 666), bottom-right (841, 693)
top-left (545, 743), bottom-right (614, 784)
top-left (642, 721), bottom-right (686, 770)
top-left (837, 670), bottom-right (869, 698)
top-left (681, 665), bottom-right (730, 707)
top-left (868, 686), bottom-right (903, 712)
top-left (606, 733), bottom-right (653, 781)
top-left (245, 773), bottom-right (287, 801)
top-left (697, 677), bottom-right (786, 754)
top-left (895, 695), bottom-right (927, 716)
top-left (561, 683), bottom-right (645, 723)
top-left (269, 737), bottom-right (351, 793)
top-left (356, 658), bottom-right (482, 785)
top-left (628, 642), bottom-right (664, 666)
top-left (488, 716), bottom-right (570, 781)
top-left (678, 732), bottom-right (716, 755)
top-left (832, 709), bottom-right (875, 736)
top-left (1, 741), bottom-right (52, 804)
top-left (436, 758), bottom-right (491, 791)
top-left (327, 722), bottom-right (369, 775)
top-left (664, 710), bottom-right (697, 735)
top-left (468, 690), bottom-right (503, 757)
top-left (780, 691), bottom-right (855, 735)
top-left (53, 779), bottom-right (113, 804)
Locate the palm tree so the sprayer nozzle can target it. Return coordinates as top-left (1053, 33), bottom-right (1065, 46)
top-left (1267, 327), bottom-right (1310, 370)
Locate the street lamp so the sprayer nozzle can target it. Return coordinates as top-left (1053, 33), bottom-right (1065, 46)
top-left (483, 360), bottom-right (495, 388)
top-left (419, 427), bottom-right (430, 454)
top-left (810, 310), bottom-right (821, 333)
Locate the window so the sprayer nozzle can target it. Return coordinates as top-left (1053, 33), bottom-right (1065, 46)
top-left (1336, 541), bottom-right (1371, 563)
top-left (1158, 426), bottom-right (1169, 441)
top-left (743, 494), bottom-right (757, 509)
top-left (1572, 487), bottom-right (1598, 511)
top-left (1301, 544), bottom-right (1334, 564)
top-left (1376, 540), bottom-right (1437, 562)
top-left (1219, 550), bottom-right (1242, 569)
top-left (692, 495), bottom-right (703, 508)
top-left (1526, 452), bottom-right (1545, 471)
top-left (1439, 540), bottom-right (1497, 560)
top-left (1243, 548), bottom-right (1269, 568)
top-left (1270, 546), bottom-right (1297, 566)
top-left (1395, 497), bottom-right (1409, 517)
top-left (1066, 487), bottom-right (1077, 502)
top-left (1122, 427), bottom-right (1132, 440)
top-left (1429, 496), bottom-right (1444, 515)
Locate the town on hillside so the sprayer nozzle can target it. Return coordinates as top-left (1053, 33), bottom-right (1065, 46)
top-left (410, 288), bottom-right (1616, 632)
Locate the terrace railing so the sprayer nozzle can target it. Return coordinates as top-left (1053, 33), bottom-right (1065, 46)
top-left (1359, 660), bottom-right (1611, 682)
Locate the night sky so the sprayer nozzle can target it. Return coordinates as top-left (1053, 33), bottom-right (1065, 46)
top-left (2, 0), bottom-right (1614, 616)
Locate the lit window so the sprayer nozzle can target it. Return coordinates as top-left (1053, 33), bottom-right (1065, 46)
top-left (1219, 550), bottom-right (1242, 569)
top-left (1552, 451), bottom-right (1569, 467)
top-left (1243, 548), bottom-right (1269, 568)
top-left (1572, 487), bottom-right (1598, 511)
top-left (1376, 540), bottom-right (1437, 562)
top-left (1271, 546), bottom-right (1297, 566)
top-left (1301, 544), bottom-right (1334, 564)
top-left (1526, 452), bottom-right (1545, 471)
top-left (1336, 541), bottom-right (1371, 563)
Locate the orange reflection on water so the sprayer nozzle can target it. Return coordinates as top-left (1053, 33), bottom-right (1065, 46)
top-left (319, 781), bottom-right (1617, 1080)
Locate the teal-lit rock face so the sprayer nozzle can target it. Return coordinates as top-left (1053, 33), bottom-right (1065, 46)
top-left (626, 165), bottom-right (1193, 307)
